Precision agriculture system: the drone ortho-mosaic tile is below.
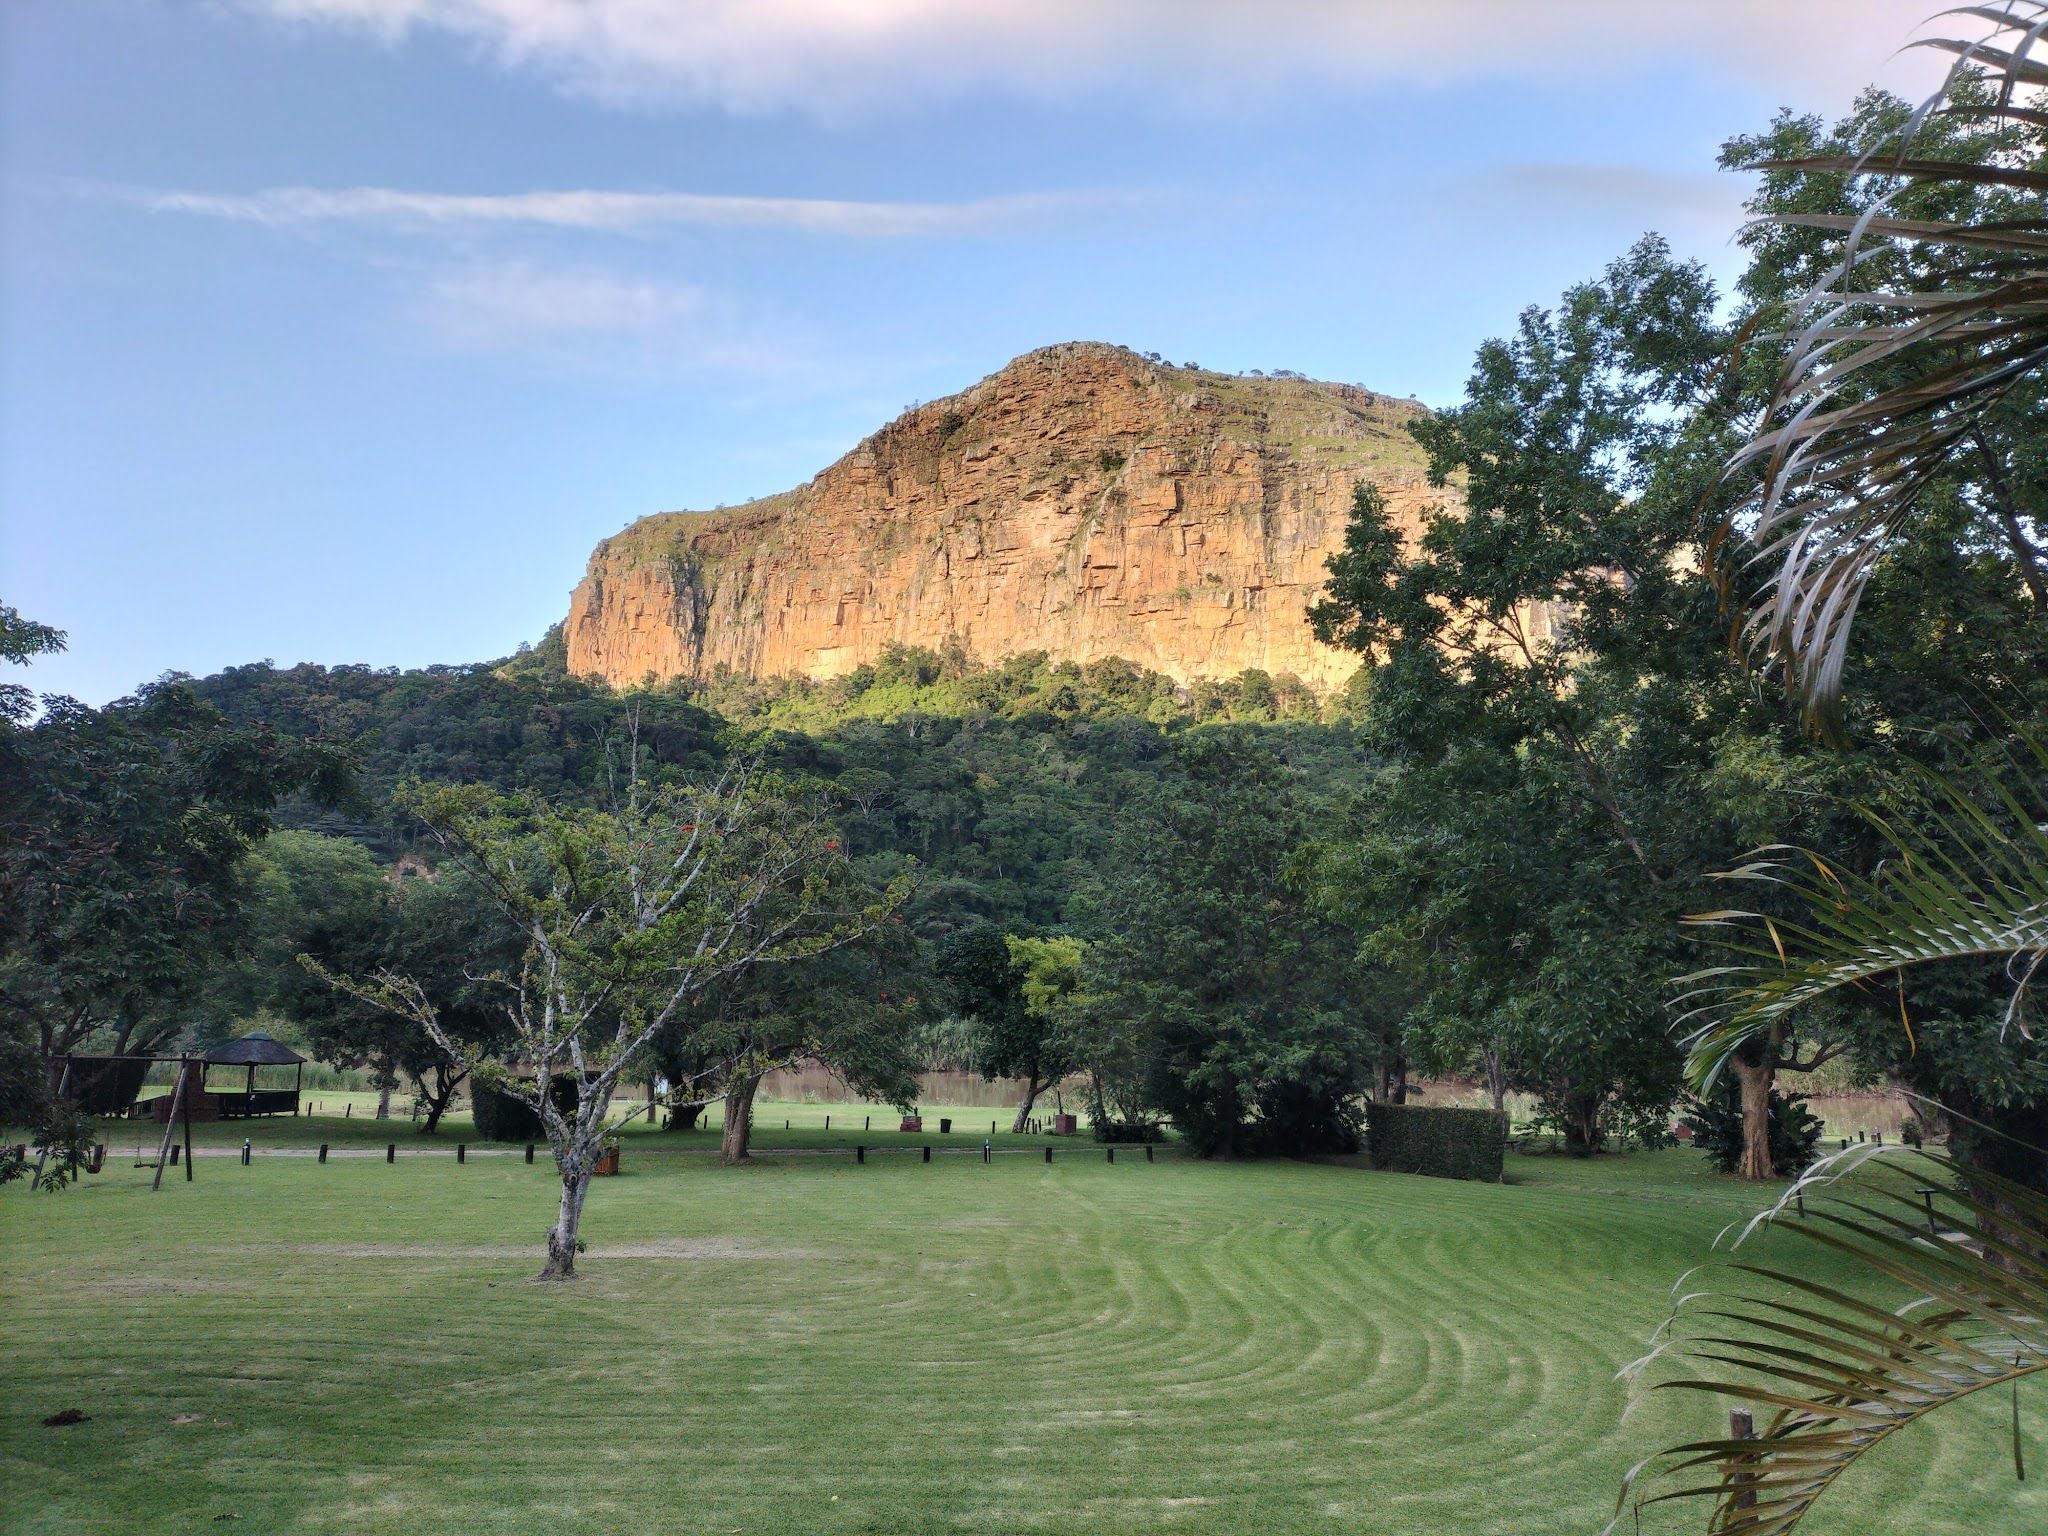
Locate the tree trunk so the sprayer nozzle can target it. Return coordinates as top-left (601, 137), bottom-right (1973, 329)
top-left (1011, 1073), bottom-right (1042, 1134)
top-left (1561, 1087), bottom-right (1605, 1156)
top-left (720, 1073), bottom-right (761, 1165)
top-left (1481, 1045), bottom-right (1508, 1115)
top-left (539, 1164), bottom-right (592, 1281)
top-left (1730, 1052), bottom-right (1776, 1181)
top-left (418, 1064), bottom-right (465, 1135)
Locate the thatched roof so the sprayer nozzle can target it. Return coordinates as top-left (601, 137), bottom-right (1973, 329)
top-left (204, 1031), bottom-right (305, 1067)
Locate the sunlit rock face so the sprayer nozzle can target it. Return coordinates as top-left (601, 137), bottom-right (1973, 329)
top-left (565, 342), bottom-right (1448, 692)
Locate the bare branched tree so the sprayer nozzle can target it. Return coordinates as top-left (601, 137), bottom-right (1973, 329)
top-left (311, 752), bottom-right (908, 1279)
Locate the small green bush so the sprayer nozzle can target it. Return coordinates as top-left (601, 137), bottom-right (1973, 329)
top-left (1364, 1102), bottom-right (1508, 1182)
top-left (1679, 1085), bottom-right (1823, 1176)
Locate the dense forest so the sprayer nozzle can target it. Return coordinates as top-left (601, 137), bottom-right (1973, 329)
top-left (189, 637), bottom-right (1374, 938)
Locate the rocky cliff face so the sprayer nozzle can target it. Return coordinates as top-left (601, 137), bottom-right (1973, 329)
top-left (566, 343), bottom-right (1447, 692)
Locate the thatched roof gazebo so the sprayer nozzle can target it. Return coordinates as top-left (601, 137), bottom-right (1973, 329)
top-left (201, 1031), bottom-right (306, 1118)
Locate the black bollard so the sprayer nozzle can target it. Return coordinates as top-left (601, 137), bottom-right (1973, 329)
top-left (982, 1139), bottom-right (991, 1164)
top-left (1107, 1146), bottom-right (1114, 1165)
top-left (169, 1144), bottom-right (180, 1166)
top-left (1045, 1145), bottom-right (1053, 1164)
top-left (525, 1143), bottom-right (535, 1164)
top-left (856, 1145), bottom-right (865, 1164)
top-left (318, 1143), bottom-right (328, 1164)
top-left (386, 1142), bottom-right (396, 1164)
top-left (864, 1115), bottom-right (871, 1131)
top-left (922, 1145), bottom-right (931, 1164)
top-left (1145, 1144), bottom-right (1154, 1163)
top-left (825, 1114), bottom-right (830, 1130)
top-left (241, 1139), bottom-right (251, 1166)
top-left (457, 1143), bottom-right (466, 1164)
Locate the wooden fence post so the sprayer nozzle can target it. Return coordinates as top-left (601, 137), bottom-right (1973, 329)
top-left (1729, 1408), bottom-right (1757, 1513)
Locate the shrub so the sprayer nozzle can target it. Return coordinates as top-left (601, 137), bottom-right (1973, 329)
top-left (1679, 1085), bottom-right (1824, 1177)
top-left (1364, 1102), bottom-right (1509, 1182)
top-left (1091, 1120), bottom-right (1165, 1144)
top-left (470, 1077), bottom-right (580, 1142)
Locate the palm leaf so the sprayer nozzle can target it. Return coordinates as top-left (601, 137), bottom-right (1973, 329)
top-left (1676, 740), bottom-right (2048, 1088)
top-left (1614, 1146), bottom-right (2048, 1536)
top-left (1721, 3), bottom-right (2048, 735)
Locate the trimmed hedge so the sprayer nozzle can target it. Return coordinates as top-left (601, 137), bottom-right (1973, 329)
top-left (1365, 1102), bottom-right (1509, 1183)
top-left (470, 1077), bottom-right (580, 1142)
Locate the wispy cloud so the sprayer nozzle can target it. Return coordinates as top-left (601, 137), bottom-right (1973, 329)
top-left (85, 182), bottom-right (1144, 237)
top-left (235, 0), bottom-right (1945, 117)
top-left (410, 259), bottom-right (811, 376)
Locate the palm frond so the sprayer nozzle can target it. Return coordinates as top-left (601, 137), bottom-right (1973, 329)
top-left (1676, 741), bottom-right (2048, 1088)
top-left (1615, 1146), bottom-right (2048, 1536)
top-left (1723, 3), bottom-right (2048, 735)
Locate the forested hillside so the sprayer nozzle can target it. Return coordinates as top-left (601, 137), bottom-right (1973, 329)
top-left (190, 635), bottom-right (1375, 936)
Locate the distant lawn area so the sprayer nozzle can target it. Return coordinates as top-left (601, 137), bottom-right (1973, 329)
top-left (3, 1140), bottom-right (2038, 1535)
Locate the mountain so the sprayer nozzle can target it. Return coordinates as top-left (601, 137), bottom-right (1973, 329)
top-left (565, 342), bottom-right (1444, 692)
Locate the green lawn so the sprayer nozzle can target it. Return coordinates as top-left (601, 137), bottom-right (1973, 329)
top-left (3, 1146), bottom-right (2038, 1535)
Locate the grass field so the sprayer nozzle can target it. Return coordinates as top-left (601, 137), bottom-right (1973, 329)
top-left (3, 1132), bottom-right (2038, 1535)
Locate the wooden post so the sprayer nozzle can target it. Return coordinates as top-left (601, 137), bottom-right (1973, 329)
top-left (1107, 1146), bottom-right (1114, 1164)
top-left (1145, 1145), bottom-right (1154, 1162)
top-left (865, 1115), bottom-right (870, 1131)
top-left (318, 1144), bottom-right (328, 1164)
top-left (457, 1143), bottom-right (466, 1164)
top-left (922, 1145), bottom-right (931, 1164)
top-left (1045, 1145), bottom-right (1053, 1164)
top-left (1729, 1408), bottom-right (1757, 1512)
top-left (152, 1058), bottom-right (190, 1192)
top-left (526, 1143), bottom-right (536, 1164)
top-left (856, 1145), bottom-right (865, 1164)
top-left (386, 1142), bottom-right (395, 1163)
top-left (825, 1114), bottom-right (830, 1130)
top-left (183, 1076), bottom-right (194, 1182)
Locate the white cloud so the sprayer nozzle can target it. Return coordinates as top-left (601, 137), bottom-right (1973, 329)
top-left (411, 260), bottom-right (814, 376)
top-left (235, 0), bottom-right (1948, 116)
top-left (424, 261), bottom-right (707, 340)
top-left (89, 182), bottom-right (1143, 236)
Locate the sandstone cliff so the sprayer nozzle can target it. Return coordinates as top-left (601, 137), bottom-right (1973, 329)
top-left (565, 343), bottom-right (1448, 692)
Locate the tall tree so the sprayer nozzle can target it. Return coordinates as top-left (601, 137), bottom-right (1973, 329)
top-left (694, 912), bottom-right (928, 1164)
top-left (1081, 733), bottom-right (1370, 1157)
top-left (315, 760), bottom-right (905, 1279)
top-left (938, 925), bottom-right (1078, 1132)
top-left (245, 832), bottom-right (518, 1130)
top-left (1, 625), bottom-right (352, 1072)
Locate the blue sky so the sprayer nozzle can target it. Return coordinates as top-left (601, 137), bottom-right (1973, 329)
top-left (2, 0), bottom-right (1938, 704)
